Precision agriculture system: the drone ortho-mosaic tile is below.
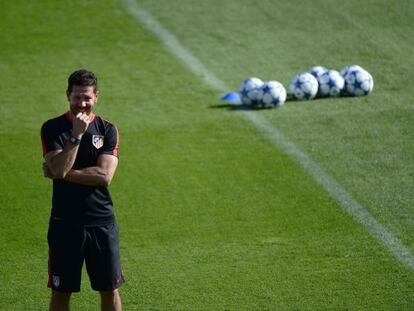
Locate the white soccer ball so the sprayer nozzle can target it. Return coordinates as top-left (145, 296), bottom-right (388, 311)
top-left (289, 72), bottom-right (319, 100)
top-left (317, 69), bottom-right (345, 97)
top-left (256, 81), bottom-right (287, 108)
top-left (340, 64), bottom-right (364, 80)
top-left (309, 66), bottom-right (328, 79)
top-left (344, 68), bottom-right (374, 96)
top-left (239, 77), bottom-right (264, 106)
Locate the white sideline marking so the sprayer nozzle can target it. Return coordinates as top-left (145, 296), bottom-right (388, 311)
top-left (121, 0), bottom-right (414, 271)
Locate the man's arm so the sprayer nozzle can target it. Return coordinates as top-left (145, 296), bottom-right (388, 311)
top-left (44, 144), bottom-right (79, 179)
top-left (63, 154), bottom-right (118, 187)
top-left (44, 112), bottom-right (90, 179)
top-left (44, 154), bottom-right (118, 187)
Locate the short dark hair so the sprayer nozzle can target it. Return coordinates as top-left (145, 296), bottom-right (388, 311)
top-left (67, 69), bottom-right (98, 94)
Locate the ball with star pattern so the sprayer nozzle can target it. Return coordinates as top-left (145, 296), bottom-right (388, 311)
top-left (309, 66), bottom-right (328, 79)
top-left (340, 65), bottom-right (373, 96)
top-left (316, 69), bottom-right (345, 97)
top-left (340, 64), bottom-right (364, 80)
top-left (343, 67), bottom-right (374, 96)
top-left (256, 81), bottom-right (287, 108)
top-left (289, 72), bottom-right (319, 100)
top-left (239, 77), bottom-right (264, 106)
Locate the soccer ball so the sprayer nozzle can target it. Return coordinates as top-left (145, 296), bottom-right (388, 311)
top-left (256, 81), bottom-right (287, 108)
top-left (340, 64), bottom-right (364, 80)
top-left (239, 77), bottom-right (264, 106)
top-left (316, 69), bottom-right (345, 97)
top-left (343, 68), bottom-right (374, 96)
top-left (309, 66), bottom-right (328, 79)
top-left (289, 72), bottom-right (319, 100)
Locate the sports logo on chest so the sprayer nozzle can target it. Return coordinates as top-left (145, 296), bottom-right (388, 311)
top-left (92, 135), bottom-right (104, 149)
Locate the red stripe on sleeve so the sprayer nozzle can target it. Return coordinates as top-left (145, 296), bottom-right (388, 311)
top-left (113, 126), bottom-right (120, 157)
top-left (47, 249), bottom-right (52, 288)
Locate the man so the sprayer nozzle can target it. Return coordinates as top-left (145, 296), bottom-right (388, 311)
top-left (41, 69), bottom-right (124, 311)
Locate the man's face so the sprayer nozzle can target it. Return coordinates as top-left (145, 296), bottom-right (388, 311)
top-left (67, 85), bottom-right (99, 116)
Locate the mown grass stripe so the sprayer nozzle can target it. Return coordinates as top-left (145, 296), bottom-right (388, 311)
top-left (121, 0), bottom-right (414, 271)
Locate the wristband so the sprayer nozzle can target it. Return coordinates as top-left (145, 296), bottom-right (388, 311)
top-left (69, 136), bottom-right (81, 145)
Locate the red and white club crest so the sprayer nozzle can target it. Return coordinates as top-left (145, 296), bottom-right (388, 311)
top-left (92, 135), bottom-right (104, 149)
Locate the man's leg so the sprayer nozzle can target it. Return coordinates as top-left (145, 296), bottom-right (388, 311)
top-left (100, 289), bottom-right (122, 311)
top-left (50, 290), bottom-right (71, 311)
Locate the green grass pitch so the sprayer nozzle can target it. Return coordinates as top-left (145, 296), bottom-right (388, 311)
top-left (0, 0), bottom-right (413, 309)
